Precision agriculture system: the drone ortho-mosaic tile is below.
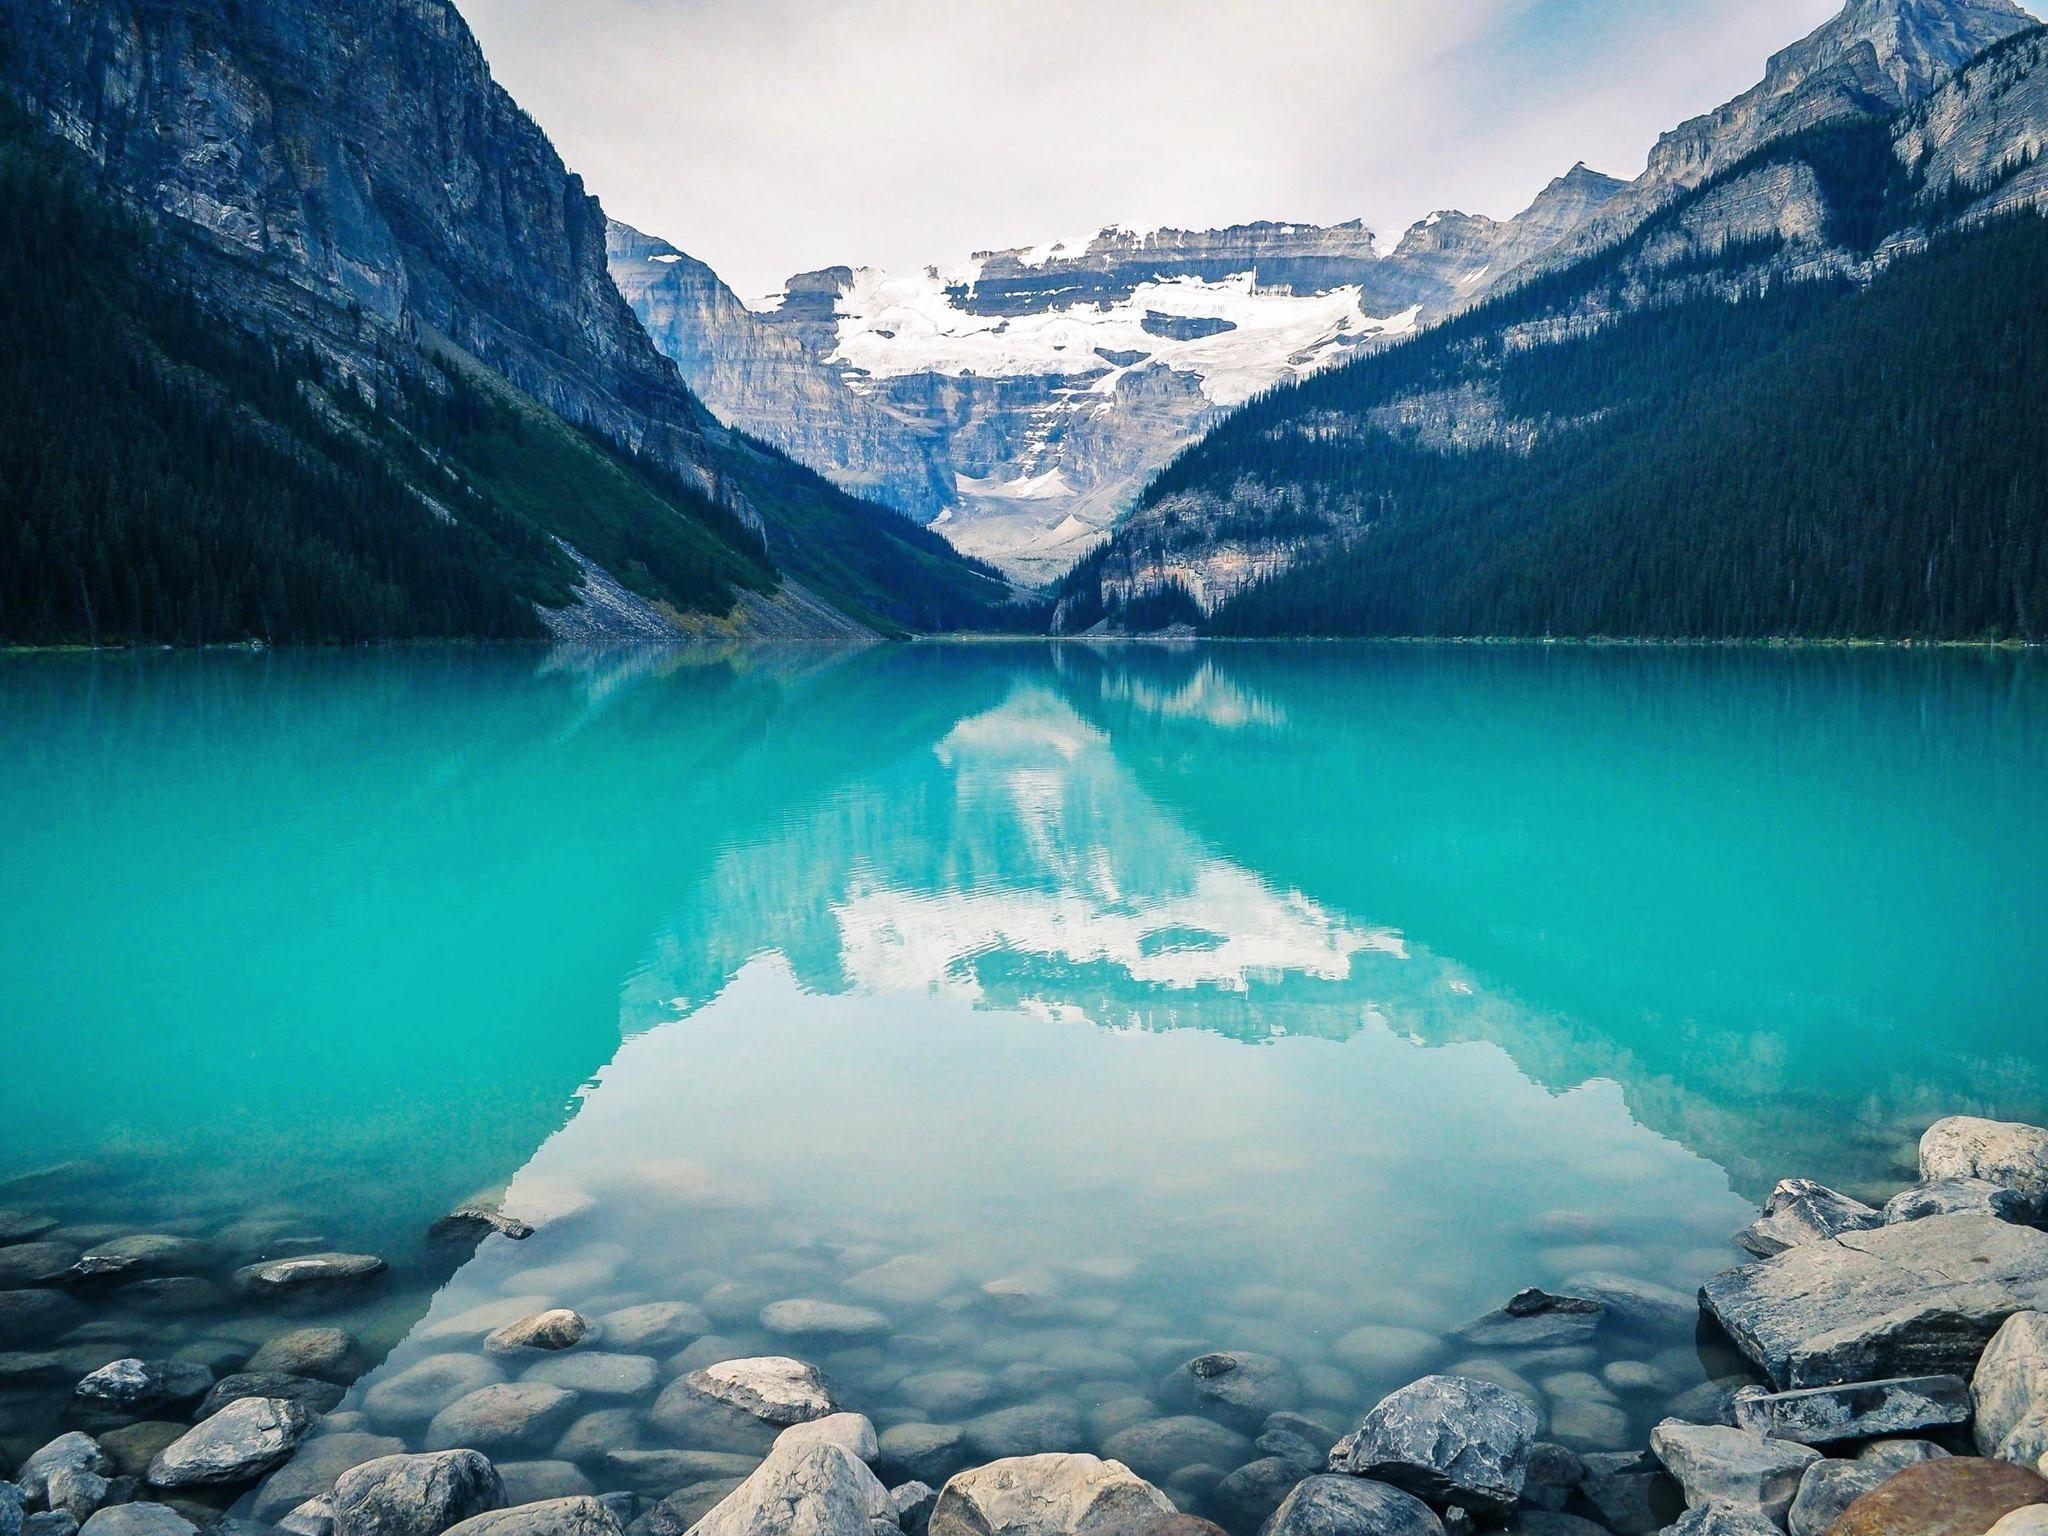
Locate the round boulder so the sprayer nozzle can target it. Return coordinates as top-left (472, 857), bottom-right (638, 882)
top-left (1165, 1353), bottom-right (1299, 1433)
top-left (1330, 1375), bottom-right (1541, 1513)
top-left (145, 1396), bottom-right (310, 1487)
top-left (331, 1451), bottom-right (505, 1536)
top-left (1262, 1474), bottom-right (1444, 1536)
top-left (928, 1454), bottom-right (1173, 1536)
top-left (424, 1385), bottom-right (582, 1458)
top-left (485, 1313), bottom-right (588, 1357)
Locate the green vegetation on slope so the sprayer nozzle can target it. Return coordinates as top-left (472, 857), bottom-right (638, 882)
top-left (1194, 213), bottom-right (2048, 641)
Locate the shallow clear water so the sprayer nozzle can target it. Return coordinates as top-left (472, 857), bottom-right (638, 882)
top-left (3, 644), bottom-right (2046, 1527)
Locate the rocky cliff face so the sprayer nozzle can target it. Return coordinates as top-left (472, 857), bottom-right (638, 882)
top-left (612, 172), bottom-right (1625, 585)
top-left (0, 0), bottom-right (1004, 635)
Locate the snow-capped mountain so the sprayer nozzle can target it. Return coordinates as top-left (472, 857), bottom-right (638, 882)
top-left (609, 168), bottom-right (1623, 582)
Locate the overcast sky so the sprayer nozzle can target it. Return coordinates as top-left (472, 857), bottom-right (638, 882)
top-left (458, 0), bottom-right (1876, 299)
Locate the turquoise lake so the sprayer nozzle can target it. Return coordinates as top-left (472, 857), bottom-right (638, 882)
top-left (3, 643), bottom-right (2046, 1527)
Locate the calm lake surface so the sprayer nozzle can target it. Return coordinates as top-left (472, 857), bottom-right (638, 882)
top-left (3, 643), bottom-right (2046, 1526)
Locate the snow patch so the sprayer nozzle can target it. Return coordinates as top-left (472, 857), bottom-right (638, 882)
top-left (650, 253), bottom-right (683, 265)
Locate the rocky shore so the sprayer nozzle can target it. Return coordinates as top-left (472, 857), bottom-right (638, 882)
top-left (5, 1115), bottom-right (2048, 1536)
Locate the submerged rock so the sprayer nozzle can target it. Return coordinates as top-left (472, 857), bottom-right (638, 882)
top-left (520, 1354), bottom-right (655, 1401)
top-left (1975, 1310), bottom-right (2048, 1466)
top-left (1699, 1214), bottom-right (2048, 1390)
top-left (1102, 1418), bottom-right (1253, 1484)
top-left (249, 1432), bottom-right (409, 1522)
top-left (1572, 1451), bottom-right (1685, 1536)
top-left (591, 1304), bottom-right (706, 1353)
top-left (1829, 1455), bottom-right (2048, 1535)
top-left (234, 1254), bottom-right (387, 1299)
top-left (1739, 1181), bottom-right (1884, 1259)
top-left (1885, 1179), bottom-right (2033, 1227)
top-left (1560, 1274), bottom-right (1699, 1338)
top-left (424, 1384), bottom-right (581, 1457)
top-left (145, 1396), bottom-right (310, 1487)
top-left (362, 1356), bottom-right (507, 1427)
top-left (247, 1330), bottom-right (366, 1385)
top-left (1647, 1422), bottom-right (1820, 1526)
top-left (484, 1313), bottom-right (587, 1357)
top-left (97, 1425), bottom-right (186, 1481)
top-left (674, 1358), bottom-right (835, 1426)
top-left (427, 1208), bottom-right (534, 1246)
top-left (691, 1441), bottom-right (892, 1536)
top-left (1260, 1475), bottom-right (1444, 1536)
top-left (1730, 1375), bottom-right (1972, 1444)
top-left (1457, 1292), bottom-right (1605, 1352)
top-left (1165, 1352), bottom-right (1300, 1433)
top-left (1920, 1117), bottom-right (2048, 1221)
top-left (0, 1290), bottom-right (83, 1348)
top-left (1329, 1376), bottom-right (1540, 1513)
top-left (331, 1451), bottom-right (505, 1536)
top-left (961, 1403), bottom-right (1086, 1461)
top-left (876, 1424), bottom-right (964, 1486)
top-left (927, 1454), bottom-right (1172, 1536)
top-left (756, 1301), bottom-right (889, 1341)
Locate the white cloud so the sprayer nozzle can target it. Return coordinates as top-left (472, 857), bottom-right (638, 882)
top-left (456, 0), bottom-right (1872, 297)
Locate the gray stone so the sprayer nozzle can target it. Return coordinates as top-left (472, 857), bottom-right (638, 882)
top-left (487, 1467), bottom-right (592, 1507)
top-left (1731, 1375), bottom-right (1971, 1444)
top-left (26, 1514), bottom-right (81, 1536)
top-left (247, 1331), bottom-right (365, 1386)
top-left (146, 1397), bottom-right (310, 1487)
top-left (1259, 1475), bottom-right (1444, 1536)
top-left (844, 1258), bottom-right (955, 1308)
top-left (249, 1433), bottom-right (408, 1523)
top-left (927, 1454), bottom-right (1172, 1536)
top-left (876, 1424), bottom-right (964, 1486)
top-left (898, 1371), bottom-right (996, 1417)
top-left (75, 1507), bottom-right (196, 1536)
top-left (519, 1355), bottom-right (653, 1401)
top-left (71, 1362), bottom-right (215, 1429)
top-left (427, 1209), bottom-right (534, 1246)
top-left (1921, 1117), bottom-right (2048, 1220)
top-left (1975, 1309), bottom-right (2048, 1466)
top-left (0, 1291), bottom-right (82, 1349)
top-left (62, 1238), bottom-right (212, 1287)
top-left (331, 1451), bottom-right (505, 1536)
top-left (1211, 1457), bottom-right (1303, 1530)
top-left (1575, 1451), bottom-right (1684, 1535)
top-left (1102, 1417), bottom-right (1254, 1483)
top-left (889, 1481), bottom-right (935, 1536)
top-left (1648, 1422), bottom-right (1820, 1525)
top-left (757, 1302), bottom-right (889, 1341)
top-left (960, 1403), bottom-right (1085, 1461)
top-left (235, 1254), bottom-right (387, 1299)
top-left (0, 1246), bottom-right (79, 1290)
top-left (1165, 1353), bottom-right (1299, 1434)
top-left (279, 1499), bottom-right (335, 1536)
top-left (484, 1315), bottom-right (587, 1358)
top-left (1738, 1182), bottom-right (1883, 1260)
top-left (1546, 1396), bottom-right (1631, 1452)
top-left (643, 1385), bottom-right (779, 1457)
top-left (1787, 1459), bottom-right (1889, 1536)
top-left (691, 1441), bottom-right (892, 1536)
top-left (424, 1386), bottom-right (581, 1459)
top-left (362, 1357), bottom-right (507, 1428)
top-left (440, 1499), bottom-right (619, 1536)
top-left (1699, 1215), bottom-right (2048, 1390)
top-left (18, 1435), bottom-right (113, 1523)
top-left (1256, 1430), bottom-right (1323, 1472)
top-left (1457, 1292), bottom-right (1605, 1352)
top-left (1885, 1179), bottom-right (2033, 1226)
top-left (1502, 1515), bottom-right (1608, 1536)
top-left (600, 1451), bottom-right (758, 1496)
top-left (1854, 1438), bottom-right (1950, 1472)
top-left (1662, 1509), bottom-right (1783, 1536)
top-left (2, 1481), bottom-right (22, 1536)
top-left (774, 1415), bottom-right (878, 1464)
top-left (589, 1305), bottom-right (706, 1353)
top-left (1329, 1376), bottom-right (1541, 1513)
top-left (0, 1215), bottom-right (59, 1245)
top-left (1989, 1511), bottom-right (2048, 1536)
top-left (1667, 1380), bottom-right (1752, 1429)
top-left (548, 1410), bottom-right (640, 1464)
top-left (1331, 1326), bottom-right (1442, 1381)
top-left (1561, 1274), bottom-right (1700, 1338)
top-left (1520, 1442), bottom-right (1586, 1512)
top-left (672, 1358), bottom-right (835, 1426)
top-left (199, 1374), bottom-right (347, 1422)
top-left (111, 1277), bottom-right (224, 1315)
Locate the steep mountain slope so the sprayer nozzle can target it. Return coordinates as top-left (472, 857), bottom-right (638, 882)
top-left (610, 168), bottom-right (1625, 584)
top-left (0, 0), bottom-right (1010, 640)
top-left (1054, 1), bottom-right (2047, 640)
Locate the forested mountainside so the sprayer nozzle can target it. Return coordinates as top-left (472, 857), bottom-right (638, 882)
top-left (1056, 7), bottom-right (2048, 643)
top-left (610, 170), bottom-right (1626, 584)
top-left (0, 0), bottom-right (1010, 644)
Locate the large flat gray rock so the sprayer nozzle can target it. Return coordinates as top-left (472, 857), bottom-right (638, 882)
top-left (1699, 1214), bottom-right (2048, 1390)
top-left (1648, 1422), bottom-right (1819, 1526)
top-left (1731, 1376), bottom-right (1971, 1444)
